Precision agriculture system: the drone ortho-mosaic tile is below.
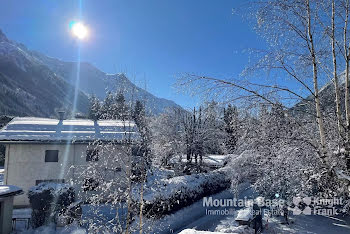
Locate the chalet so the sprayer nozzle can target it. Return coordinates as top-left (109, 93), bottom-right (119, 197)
top-left (0, 115), bottom-right (137, 207)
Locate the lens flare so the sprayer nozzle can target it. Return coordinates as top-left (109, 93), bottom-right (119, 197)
top-left (70, 22), bottom-right (88, 40)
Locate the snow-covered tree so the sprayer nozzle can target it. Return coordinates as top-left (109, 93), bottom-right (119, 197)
top-left (224, 104), bottom-right (239, 153)
top-left (71, 139), bottom-right (135, 233)
top-left (88, 94), bottom-right (102, 120)
top-left (150, 107), bottom-right (184, 166)
top-left (132, 100), bottom-right (151, 172)
top-left (101, 91), bottom-right (115, 119)
top-left (114, 92), bottom-right (129, 120)
top-left (229, 104), bottom-right (322, 200)
top-left (201, 101), bottom-right (226, 155)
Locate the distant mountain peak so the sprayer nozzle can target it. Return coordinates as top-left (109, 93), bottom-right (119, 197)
top-left (0, 29), bottom-right (9, 43)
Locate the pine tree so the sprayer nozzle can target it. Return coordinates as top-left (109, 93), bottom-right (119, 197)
top-left (224, 104), bottom-right (238, 153)
top-left (133, 101), bottom-right (151, 169)
top-left (115, 92), bottom-right (128, 120)
top-left (101, 92), bottom-right (115, 119)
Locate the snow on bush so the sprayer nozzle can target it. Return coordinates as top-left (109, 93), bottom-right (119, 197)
top-left (132, 168), bottom-right (230, 218)
top-left (28, 182), bottom-right (75, 228)
top-left (28, 182), bottom-right (74, 196)
top-left (178, 227), bottom-right (254, 234)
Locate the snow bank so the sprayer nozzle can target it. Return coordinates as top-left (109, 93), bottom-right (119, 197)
top-left (132, 169), bottom-right (230, 217)
top-left (179, 227), bottom-right (253, 234)
top-left (134, 170), bottom-right (229, 203)
top-left (28, 182), bottom-right (72, 196)
top-left (179, 230), bottom-right (233, 234)
top-left (130, 190), bottom-right (235, 233)
top-left (174, 155), bottom-right (230, 168)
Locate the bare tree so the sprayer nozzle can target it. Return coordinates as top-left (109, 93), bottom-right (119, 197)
top-left (306, 0), bottom-right (327, 163)
top-left (177, 0), bottom-right (337, 167)
top-left (331, 0), bottom-right (344, 143)
top-left (344, 0), bottom-right (350, 145)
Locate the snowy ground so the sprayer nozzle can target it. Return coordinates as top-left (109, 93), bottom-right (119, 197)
top-left (179, 213), bottom-right (350, 234)
top-left (175, 155), bottom-right (230, 168)
top-left (175, 197), bottom-right (350, 233)
top-left (174, 184), bottom-right (256, 233)
top-left (164, 183), bottom-right (350, 234)
top-left (179, 227), bottom-right (253, 234)
top-left (11, 205), bottom-right (128, 233)
top-left (133, 183), bottom-right (256, 233)
top-left (199, 155), bottom-right (230, 168)
top-left (13, 203), bottom-right (350, 234)
top-left (131, 190), bottom-right (238, 233)
top-left (264, 214), bottom-right (350, 234)
top-left (9, 178), bottom-right (350, 234)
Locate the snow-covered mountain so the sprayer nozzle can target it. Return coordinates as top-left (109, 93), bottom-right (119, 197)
top-left (30, 51), bottom-right (182, 114)
top-left (291, 74), bottom-right (347, 117)
top-left (0, 29), bottom-right (181, 117)
top-left (0, 30), bottom-right (89, 117)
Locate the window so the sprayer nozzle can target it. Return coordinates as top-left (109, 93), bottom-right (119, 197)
top-left (83, 178), bottom-right (99, 191)
top-left (86, 148), bottom-right (99, 162)
top-left (36, 179), bottom-right (65, 185)
top-left (45, 150), bottom-right (58, 162)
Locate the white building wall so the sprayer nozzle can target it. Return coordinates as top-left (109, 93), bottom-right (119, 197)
top-left (4, 143), bottom-right (131, 207)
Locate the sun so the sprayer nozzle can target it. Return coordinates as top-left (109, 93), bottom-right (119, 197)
top-left (70, 21), bottom-right (88, 40)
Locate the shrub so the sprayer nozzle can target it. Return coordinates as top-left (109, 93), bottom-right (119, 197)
top-left (132, 170), bottom-right (230, 218)
top-left (28, 182), bottom-right (75, 228)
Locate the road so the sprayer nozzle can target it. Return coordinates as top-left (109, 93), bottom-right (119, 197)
top-left (173, 183), bottom-right (257, 233)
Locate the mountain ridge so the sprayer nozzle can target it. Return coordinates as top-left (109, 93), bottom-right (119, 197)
top-left (0, 30), bottom-right (89, 117)
top-left (0, 29), bottom-right (181, 117)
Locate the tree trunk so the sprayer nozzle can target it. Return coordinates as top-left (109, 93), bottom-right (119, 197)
top-left (186, 146), bottom-right (191, 162)
top-left (125, 167), bottom-right (132, 234)
top-left (332, 0), bottom-right (344, 144)
top-left (306, 0), bottom-right (327, 164)
top-left (139, 165), bottom-right (146, 234)
top-left (345, 0), bottom-right (350, 146)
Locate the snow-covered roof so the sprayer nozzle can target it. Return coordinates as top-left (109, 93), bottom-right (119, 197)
top-left (0, 117), bottom-right (138, 143)
top-left (0, 185), bottom-right (23, 198)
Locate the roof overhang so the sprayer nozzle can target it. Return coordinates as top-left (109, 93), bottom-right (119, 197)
top-left (0, 139), bottom-right (136, 145)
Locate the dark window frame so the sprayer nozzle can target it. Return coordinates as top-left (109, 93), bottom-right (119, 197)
top-left (45, 150), bottom-right (59, 162)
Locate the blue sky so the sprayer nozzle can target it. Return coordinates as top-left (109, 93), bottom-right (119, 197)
top-left (0, 0), bottom-right (263, 108)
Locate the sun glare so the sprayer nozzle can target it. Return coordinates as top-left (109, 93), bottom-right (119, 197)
top-left (70, 22), bottom-right (88, 40)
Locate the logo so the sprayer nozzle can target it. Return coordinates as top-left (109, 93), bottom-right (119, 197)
top-left (202, 195), bottom-right (346, 217)
top-left (292, 197), bottom-right (312, 215)
top-left (291, 196), bottom-right (343, 216)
